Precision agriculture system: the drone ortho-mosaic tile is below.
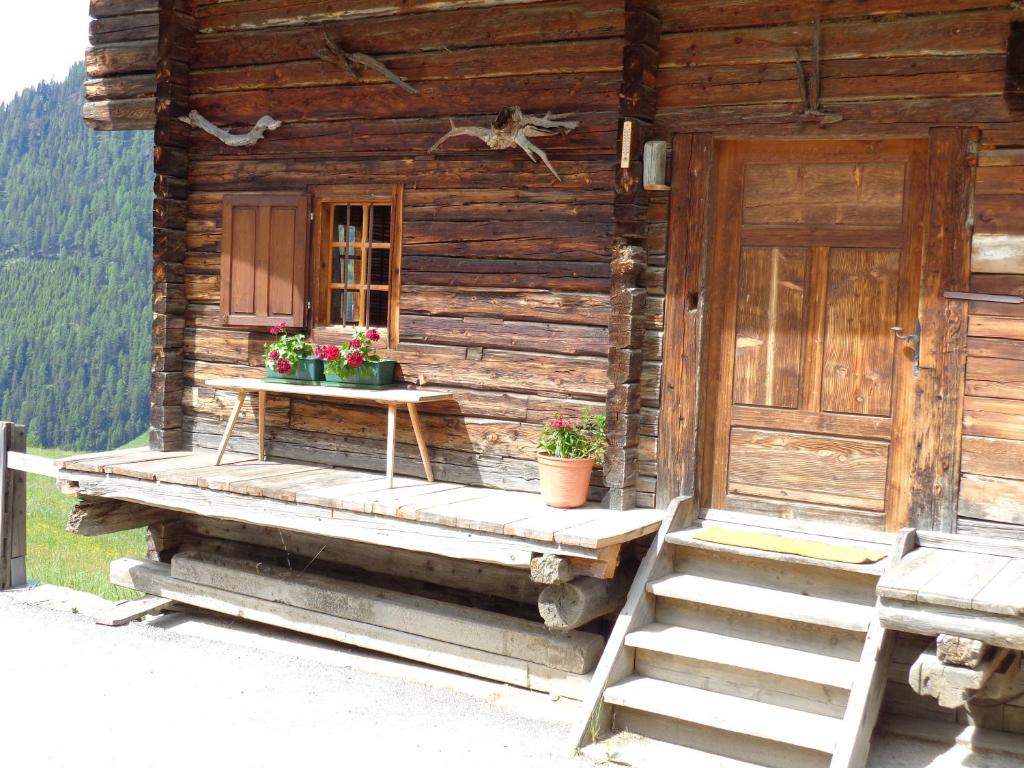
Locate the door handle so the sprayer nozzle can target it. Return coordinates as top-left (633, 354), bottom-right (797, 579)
top-left (891, 320), bottom-right (922, 375)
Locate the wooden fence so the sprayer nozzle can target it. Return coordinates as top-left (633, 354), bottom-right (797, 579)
top-left (0, 421), bottom-right (59, 590)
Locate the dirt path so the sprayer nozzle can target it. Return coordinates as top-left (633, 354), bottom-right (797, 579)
top-left (0, 592), bottom-right (590, 768)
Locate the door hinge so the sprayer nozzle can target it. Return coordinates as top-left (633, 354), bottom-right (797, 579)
top-left (309, 211), bottom-right (314, 221)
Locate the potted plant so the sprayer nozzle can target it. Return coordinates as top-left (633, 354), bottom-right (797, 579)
top-left (536, 411), bottom-right (607, 508)
top-left (316, 328), bottom-right (395, 388)
top-left (264, 322), bottom-right (323, 383)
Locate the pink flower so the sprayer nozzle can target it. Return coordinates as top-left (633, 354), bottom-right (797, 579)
top-left (366, 328), bottom-right (380, 342)
top-left (548, 418), bottom-right (565, 429)
top-left (276, 359), bottom-right (292, 374)
top-left (269, 322), bottom-right (287, 335)
top-left (315, 344), bottom-right (340, 362)
top-left (346, 351), bottom-right (364, 368)
top-left (348, 339), bottom-right (362, 349)
top-left (269, 349), bottom-right (279, 360)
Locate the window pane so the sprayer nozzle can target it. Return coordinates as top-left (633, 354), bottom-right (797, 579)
top-left (330, 289), bottom-right (361, 325)
top-left (370, 248), bottom-right (390, 284)
top-left (368, 291), bottom-right (389, 327)
top-left (333, 205), bottom-right (363, 243)
top-left (370, 205), bottom-right (391, 243)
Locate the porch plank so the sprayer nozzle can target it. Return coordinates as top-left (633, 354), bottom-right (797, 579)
top-left (971, 558), bottom-right (1024, 616)
top-left (109, 451), bottom-right (248, 480)
top-left (62, 448), bottom-right (183, 472)
top-left (504, 508), bottom-right (605, 543)
top-left (199, 462), bottom-right (323, 491)
top-left (553, 509), bottom-right (664, 549)
top-left (916, 552), bottom-right (1011, 611)
top-left (412, 489), bottom-right (518, 527)
top-left (877, 548), bottom-right (962, 603)
top-left (227, 468), bottom-right (354, 502)
top-left (394, 485), bottom-right (498, 521)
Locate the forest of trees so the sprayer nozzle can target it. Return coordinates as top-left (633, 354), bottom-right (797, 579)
top-left (0, 62), bottom-right (151, 450)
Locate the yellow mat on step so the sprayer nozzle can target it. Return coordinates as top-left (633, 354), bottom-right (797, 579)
top-left (693, 527), bottom-right (887, 564)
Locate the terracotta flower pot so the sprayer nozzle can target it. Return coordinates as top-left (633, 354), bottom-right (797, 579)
top-left (537, 452), bottom-right (594, 509)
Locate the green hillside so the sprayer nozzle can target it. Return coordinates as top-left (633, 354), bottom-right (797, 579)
top-left (0, 62), bottom-right (151, 450)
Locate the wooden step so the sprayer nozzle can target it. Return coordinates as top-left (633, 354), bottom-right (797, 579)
top-left (603, 675), bottom-right (841, 754)
top-left (667, 527), bottom-right (888, 575)
top-left (648, 573), bottom-right (874, 633)
top-left (581, 731), bottom-right (769, 768)
top-left (626, 622), bottom-right (859, 690)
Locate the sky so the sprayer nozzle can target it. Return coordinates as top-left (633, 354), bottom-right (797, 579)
top-left (0, 2), bottom-right (90, 105)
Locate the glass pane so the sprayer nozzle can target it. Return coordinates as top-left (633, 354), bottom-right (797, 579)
top-left (333, 205), bottom-right (363, 243)
top-left (370, 205), bottom-right (391, 243)
top-left (368, 291), bottom-right (389, 327)
top-left (349, 248), bottom-right (364, 284)
top-left (329, 290), bottom-right (360, 325)
top-left (370, 248), bottom-right (390, 284)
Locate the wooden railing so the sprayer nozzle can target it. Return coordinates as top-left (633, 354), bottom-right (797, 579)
top-left (0, 421), bottom-right (59, 590)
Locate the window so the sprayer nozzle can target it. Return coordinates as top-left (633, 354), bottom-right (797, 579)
top-left (311, 186), bottom-right (402, 345)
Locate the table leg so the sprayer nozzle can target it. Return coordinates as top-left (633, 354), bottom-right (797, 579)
top-left (258, 390), bottom-right (267, 461)
top-left (386, 403), bottom-right (398, 489)
top-left (216, 389), bottom-right (248, 466)
top-left (407, 403), bottom-right (434, 482)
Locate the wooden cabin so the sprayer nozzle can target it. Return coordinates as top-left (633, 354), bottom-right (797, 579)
top-left (68, 1), bottom-right (1024, 765)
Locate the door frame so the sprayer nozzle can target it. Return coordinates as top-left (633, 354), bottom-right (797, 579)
top-left (655, 129), bottom-right (977, 533)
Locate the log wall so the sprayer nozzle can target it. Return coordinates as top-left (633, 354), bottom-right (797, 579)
top-left (958, 149), bottom-right (1024, 536)
top-left (180, 0), bottom-right (624, 493)
top-left (84, 0), bottom-right (160, 129)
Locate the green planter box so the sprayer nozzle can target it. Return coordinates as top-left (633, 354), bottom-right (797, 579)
top-left (322, 360), bottom-right (396, 389)
top-left (265, 356), bottom-right (323, 384)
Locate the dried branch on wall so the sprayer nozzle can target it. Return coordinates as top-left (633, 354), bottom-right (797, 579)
top-left (793, 17), bottom-right (842, 126)
top-left (179, 110), bottom-right (282, 147)
top-left (429, 106), bottom-right (579, 181)
top-left (318, 32), bottom-right (418, 94)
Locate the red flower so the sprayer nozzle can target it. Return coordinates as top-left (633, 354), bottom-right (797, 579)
top-left (348, 339), bottom-right (362, 349)
top-left (269, 322), bottom-right (287, 335)
top-left (366, 328), bottom-right (380, 342)
top-left (276, 358), bottom-right (293, 374)
top-left (346, 351), bottom-right (364, 368)
top-left (548, 418), bottom-right (565, 429)
top-left (315, 344), bottom-right (340, 362)
top-left (269, 349), bottom-right (279, 360)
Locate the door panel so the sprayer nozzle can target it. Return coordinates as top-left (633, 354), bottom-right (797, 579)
top-left (702, 139), bottom-right (928, 530)
top-left (821, 248), bottom-right (901, 417)
top-left (732, 246), bottom-right (809, 409)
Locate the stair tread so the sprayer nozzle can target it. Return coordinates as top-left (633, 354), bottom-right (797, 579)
top-left (581, 731), bottom-right (769, 768)
top-left (667, 526), bottom-right (888, 575)
top-left (604, 675), bottom-right (841, 754)
top-left (648, 573), bottom-right (875, 633)
top-left (626, 622), bottom-right (859, 689)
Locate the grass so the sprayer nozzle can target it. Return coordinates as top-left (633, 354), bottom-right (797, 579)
top-left (25, 438), bottom-right (148, 601)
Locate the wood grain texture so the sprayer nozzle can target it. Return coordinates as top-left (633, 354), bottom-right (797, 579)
top-left (732, 246), bottom-right (808, 409)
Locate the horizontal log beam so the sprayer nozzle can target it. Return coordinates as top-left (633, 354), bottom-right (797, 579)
top-left (82, 97), bottom-right (156, 131)
top-left (68, 497), bottom-right (177, 536)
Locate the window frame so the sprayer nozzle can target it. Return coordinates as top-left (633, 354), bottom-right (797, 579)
top-left (308, 184), bottom-right (403, 348)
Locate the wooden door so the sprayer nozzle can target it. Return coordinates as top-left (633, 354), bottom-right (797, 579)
top-left (700, 139), bottom-right (928, 530)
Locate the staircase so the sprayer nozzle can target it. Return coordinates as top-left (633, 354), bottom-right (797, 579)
top-left (574, 500), bottom-right (908, 768)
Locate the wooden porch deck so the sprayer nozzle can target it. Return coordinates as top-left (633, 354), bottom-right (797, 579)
top-left (55, 448), bottom-right (663, 570)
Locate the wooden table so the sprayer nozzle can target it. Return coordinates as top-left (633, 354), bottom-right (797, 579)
top-left (205, 377), bottom-right (454, 488)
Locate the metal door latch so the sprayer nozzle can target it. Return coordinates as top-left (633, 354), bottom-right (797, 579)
top-left (892, 320), bottom-right (922, 375)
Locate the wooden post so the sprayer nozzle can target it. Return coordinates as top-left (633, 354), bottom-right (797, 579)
top-left (0, 422), bottom-right (27, 590)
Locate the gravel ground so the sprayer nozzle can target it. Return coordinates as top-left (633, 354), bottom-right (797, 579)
top-left (0, 589), bottom-right (592, 768)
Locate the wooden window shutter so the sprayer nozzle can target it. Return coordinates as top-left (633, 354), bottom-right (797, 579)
top-left (220, 193), bottom-right (309, 328)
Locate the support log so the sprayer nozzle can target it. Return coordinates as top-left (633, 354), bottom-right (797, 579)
top-left (171, 550), bottom-right (603, 674)
top-left (538, 572), bottom-right (630, 631)
top-left (112, 556), bottom-right (591, 699)
top-left (936, 634), bottom-right (988, 668)
top-left (68, 497), bottom-right (177, 536)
